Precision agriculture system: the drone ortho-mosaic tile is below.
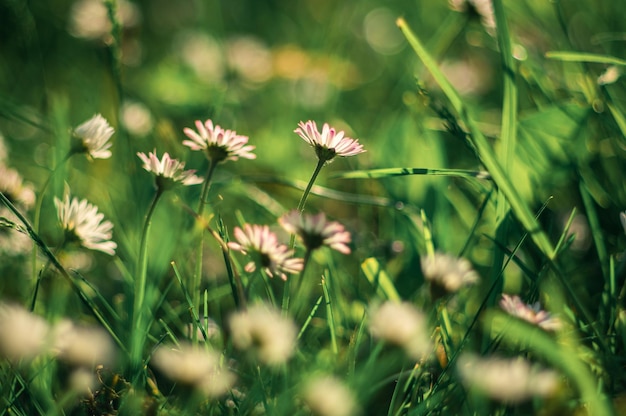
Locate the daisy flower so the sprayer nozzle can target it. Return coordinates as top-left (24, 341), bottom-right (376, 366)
top-left (54, 192), bottom-right (117, 255)
top-left (72, 114), bottom-right (115, 159)
top-left (457, 354), bottom-right (559, 403)
top-left (278, 210), bottom-right (351, 254)
top-left (228, 224), bottom-right (303, 280)
top-left (301, 375), bottom-right (360, 416)
top-left (152, 343), bottom-right (235, 397)
top-left (294, 120), bottom-right (365, 164)
top-left (229, 303), bottom-right (297, 366)
top-left (137, 151), bottom-right (203, 190)
top-left (421, 252), bottom-right (479, 297)
top-left (620, 210), bottom-right (626, 235)
top-left (369, 301), bottom-right (432, 360)
top-left (0, 303), bottom-right (50, 363)
top-left (183, 119), bottom-right (256, 163)
top-left (500, 294), bottom-right (562, 331)
top-left (0, 165), bottom-right (35, 210)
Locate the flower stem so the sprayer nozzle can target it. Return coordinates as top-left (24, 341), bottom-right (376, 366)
top-left (296, 158), bottom-right (325, 213)
top-left (192, 160), bottom-right (218, 343)
top-left (283, 249), bottom-right (312, 314)
top-left (131, 188), bottom-right (163, 382)
top-left (31, 151), bottom-right (73, 279)
top-left (284, 158), bottom-right (325, 312)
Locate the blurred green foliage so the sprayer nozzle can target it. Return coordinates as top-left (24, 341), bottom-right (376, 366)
top-left (2, 0), bottom-right (626, 414)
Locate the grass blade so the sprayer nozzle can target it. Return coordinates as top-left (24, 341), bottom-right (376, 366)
top-left (396, 17), bottom-right (556, 260)
top-left (546, 51), bottom-right (626, 66)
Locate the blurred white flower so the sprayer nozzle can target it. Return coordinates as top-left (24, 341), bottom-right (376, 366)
top-left (226, 36), bottom-right (273, 84)
top-left (363, 8), bottom-right (405, 55)
top-left (72, 114), bottom-right (115, 159)
top-left (457, 354), bottom-right (559, 403)
top-left (279, 210), bottom-right (351, 254)
top-left (500, 294), bottom-right (562, 331)
top-left (0, 164), bottom-right (36, 209)
top-left (229, 304), bottom-right (297, 366)
top-left (620, 211), bottom-right (626, 235)
top-left (183, 119), bottom-right (256, 163)
top-left (52, 320), bottom-right (115, 367)
top-left (448, 0), bottom-right (495, 32)
top-left (302, 375), bottom-right (360, 416)
top-left (0, 208), bottom-right (33, 256)
top-left (137, 151), bottom-right (203, 190)
top-left (0, 303), bottom-right (50, 363)
top-left (228, 224), bottom-right (303, 280)
top-left (369, 301), bottom-right (432, 360)
top-left (68, 0), bottom-right (140, 41)
top-left (152, 343), bottom-right (235, 397)
top-left (295, 120), bottom-right (365, 164)
top-left (175, 31), bottom-right (225, 83)
top-left (598, 66), bottom-right (621, 86)
top-left (421, 252), bottom-right (479, 296)
top-left (54, 192), bottom-right (117, 255)
top-left (121, 101), bottom-right (153, 137)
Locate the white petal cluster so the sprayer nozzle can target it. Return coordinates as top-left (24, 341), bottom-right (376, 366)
top-left (54, 193), bottom-right (117, 255)
top-left (229, 304), bottom-right (297, 366)
top-left (73, 114), bottom-right (115, 159)
top-left (152, 343), bottom-right (235, 397)
top-left (369, 301), bottom-right (432, 360)
top-left (457, 354), bottom-right (559, 403)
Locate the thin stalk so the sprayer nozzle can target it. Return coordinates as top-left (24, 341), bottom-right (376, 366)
top-left (192, 160), bottom-right (218, 343)
top-left (283, 249), bottom-right (312, 314)
top-left (0, 192), bottom-right (125, 353)
top-left (31, 151), bottom-right (73, 280)
top-left (130, 188), bottom-right (163, 380)
top-left (296, 158), bottom-right (325, 214)
top-left (284, 158), bottom-right (325, 311)
top-left (321, 276), bottom-right (338, 355)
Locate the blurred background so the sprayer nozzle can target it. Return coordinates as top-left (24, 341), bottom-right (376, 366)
top-left (1, 0), bottom-right (626, 312)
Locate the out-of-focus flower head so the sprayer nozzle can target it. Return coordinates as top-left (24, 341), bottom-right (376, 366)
top-left (228, 224), bottom-right (303, 280)
top-left (0, 165), bottom-right (35, 210)
top-left (369, 301), bottom-right (432, 361)
top-left (301, 375), bottom-right (360, 416)
top-left (183, 119), bottom-right (256, 164)
top-left (421, 252), bottom-right (479, 297)
top-left (137, 151), bottom-right (203, 191)
top-left (279, 210), bottom-right (351, 254)
top-left (448, 0), bottom-right (495, 33)
top-left (72, 114), bottom-right (115, 160)
top-left (500, 294), bottom-right (562, 331)
top-left (0, 303), bottom-right (50, 363)
top-left (52, 319), bottom-right (115, 367)
top-left (152, 343), bottom-right (235, 397)
top-left (229, 303), bottom-right (297, 366)
top-left (457, 354), bottom-right (559, 403)
top-left (54, 190), bottom-right (117, 256)
top-left (68, 0), bottom-right (140, 42)
top-left (294, 120), bottom-right (365, 164)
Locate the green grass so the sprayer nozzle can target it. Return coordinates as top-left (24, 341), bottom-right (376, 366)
top-left (1, 0), bottom-right (626, 415)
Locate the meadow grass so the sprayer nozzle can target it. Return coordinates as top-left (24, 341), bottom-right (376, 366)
top-left (1, 0), bottom-right (626, 415)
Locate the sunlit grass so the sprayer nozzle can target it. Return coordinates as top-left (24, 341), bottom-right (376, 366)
top-left (1, 0), bottom-right (626, 415)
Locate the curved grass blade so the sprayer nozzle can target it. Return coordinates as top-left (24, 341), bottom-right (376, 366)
top-left (396, 17), bottom-right (556, 260)
top-left (331, 167), bottom-right (490, 180)
top-left (486, 311), bottom-right (614, 416)
top-left (546, 51), bottom-right (626, 66)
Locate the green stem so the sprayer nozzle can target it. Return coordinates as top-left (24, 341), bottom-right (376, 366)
top-left (284, 159), bottom-right (324, 314)
top-left (31, 151), bottom-right (73, 279)
top-left (131, 188), bottom-right (163, 380)
top-left (296, 158), bottom-right (325, 214)
top-left (283, 249), bottom-right (312, 314)
top-left (192, 160), bottom-right (218, 343)
top-left (0, 191), bottom-right (125, 353)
